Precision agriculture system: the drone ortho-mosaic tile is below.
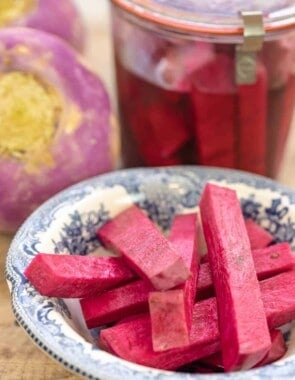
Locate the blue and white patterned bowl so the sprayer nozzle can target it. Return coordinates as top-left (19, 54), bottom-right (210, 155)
top-left (5, 166), bottom-right (295, 380)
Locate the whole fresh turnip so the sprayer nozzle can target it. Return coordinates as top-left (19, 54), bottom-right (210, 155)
top-left (0, 28), bottom-right (116, 232)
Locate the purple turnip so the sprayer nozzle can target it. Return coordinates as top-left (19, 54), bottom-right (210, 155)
top-left (0, 28), bottom-right (116, 232)
top-left (97, 205), bottom-right (191, 291)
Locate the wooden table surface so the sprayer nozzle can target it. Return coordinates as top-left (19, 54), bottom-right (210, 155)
top-left (1, 2), bottom-right (295, 379)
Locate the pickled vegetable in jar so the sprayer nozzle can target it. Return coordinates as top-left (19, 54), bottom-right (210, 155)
top-left (111, 0), bottom-right (295, 177)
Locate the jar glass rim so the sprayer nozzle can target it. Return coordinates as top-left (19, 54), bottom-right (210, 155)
top-left (111, 0), bottom-right (295, 38)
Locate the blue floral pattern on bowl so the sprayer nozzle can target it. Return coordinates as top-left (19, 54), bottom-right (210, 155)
top-left (5, 166), bottom-right (295, 380)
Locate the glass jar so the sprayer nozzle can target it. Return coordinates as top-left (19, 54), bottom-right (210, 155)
top-left (111, 0), bottom-right (295, 178)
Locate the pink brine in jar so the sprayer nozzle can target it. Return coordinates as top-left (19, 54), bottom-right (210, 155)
top-left (111, 0), bottom-right (295, 177)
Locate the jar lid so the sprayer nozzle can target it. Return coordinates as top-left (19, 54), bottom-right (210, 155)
top-left (112, 0), bottom-right (295, 39)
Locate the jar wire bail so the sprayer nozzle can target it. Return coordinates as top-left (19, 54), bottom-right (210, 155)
top-left (236, 11), bottom-right (265, 85)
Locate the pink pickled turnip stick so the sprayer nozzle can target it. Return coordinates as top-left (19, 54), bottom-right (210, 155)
top-left (115, 58), bottom-right (184, 167)
top-left (24, 254), bottom-right (135, 298)
top-left (127, 103), bottom-right (183, 166)
top-left (100, 270), bottom-right (295, 371)
top-left (190, 54), bottom-right (237, 168)
top-left (149, 213), bottom-right (199, 351)
top-left (97, 205), bottom-right (191, 290)
top-left (237, 62), bottom-right (268, 175)
top-left (80, 280), bottom-right (153, 328)
top-left (245, 219), bottom-right (274, 249)
top-left (197, 242), bottom-right (294, 300)
top-left (148, 102), bottom-right (190, 158)
top-left (168, 213), bottom-right (199, 328)
top-left (200, 217), bottom-right (274, 257)
top-left (199, 183), bottom-right (271, 371)
top-left (149, 290), bottom-right (191, 351)
top-left (118, 68), bottom-right (187, 166)
top-left (250, 243), bottom-right (294, 280)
